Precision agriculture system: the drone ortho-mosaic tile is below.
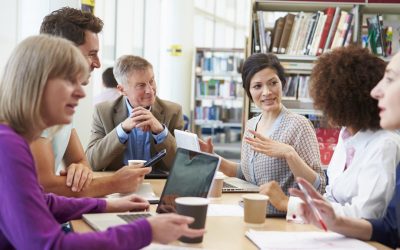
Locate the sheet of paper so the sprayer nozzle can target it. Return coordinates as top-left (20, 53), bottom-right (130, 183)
top-left (106, 182), bottom-right (160, 203)
top-left (245, 230), bottom-right (376, 250)
top-left (207, 204), bottom-right (243, 217)
top-left (144, 243), bottom-right (198, 250)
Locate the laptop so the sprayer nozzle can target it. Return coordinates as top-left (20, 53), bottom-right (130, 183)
top-left (223, 177), bottom-right (259, 193)
top-left (174, 129), bottom-right (200, 152)
top-left (83, 148), bottom-right (220, 231)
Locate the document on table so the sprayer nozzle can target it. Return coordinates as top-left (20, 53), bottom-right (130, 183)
top-left (245, 230), bottom-right (376, 250)
top-left (144, 243), bottom-right (198, 249)
top-left (207, 204), bottom-right (244, 217)
top-left (106, 183), bottom-right (160, 203)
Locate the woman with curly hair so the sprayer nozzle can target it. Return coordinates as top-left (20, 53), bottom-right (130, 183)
top-left (200, 53), bottom-right (326, 216)
top-left (291, 49), bottom-right (400, 249)
top-left (272, 46), bottom-right (400, 220)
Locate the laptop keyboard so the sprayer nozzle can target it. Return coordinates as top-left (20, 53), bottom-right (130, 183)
top-left (118, 213), bottom-right (152, 223)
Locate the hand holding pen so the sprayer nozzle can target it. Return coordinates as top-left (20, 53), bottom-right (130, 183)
top-left (298, 182), bottom-right (327, 231)
top-left (289, 177), bottom-right (338, 231)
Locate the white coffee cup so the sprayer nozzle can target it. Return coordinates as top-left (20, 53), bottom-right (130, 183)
top-left (128, 159), bottom-right (146, 168)
top-left (208, 171), bottom-right (226, 199)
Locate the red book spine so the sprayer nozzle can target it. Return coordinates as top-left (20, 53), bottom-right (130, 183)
top-left (317, 7), bottom-right (336, 56)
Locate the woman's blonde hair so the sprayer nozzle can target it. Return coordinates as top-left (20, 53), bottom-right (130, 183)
top-left (0, 35), bottom-right (89, 137)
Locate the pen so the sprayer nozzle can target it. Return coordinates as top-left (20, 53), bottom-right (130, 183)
top-left (298, 182), bottom-right (328, 232)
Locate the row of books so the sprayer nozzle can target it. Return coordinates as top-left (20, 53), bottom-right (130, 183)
top-left (283, 75), bottom-right (311, 100)
top-left (194, 106), bottom-right (242, 123)
top-left (253, 6), bottom-right (358, 56)
top-left (196, 78), bottom-right (243, 98)
top-left (201, 128), bottom-right (242, 144)
top-left (195, 51), bottom-right (243, 74)
top-left (365, 14), bottom-right (393, 57)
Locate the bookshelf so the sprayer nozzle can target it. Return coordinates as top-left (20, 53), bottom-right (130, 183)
top-left (192, 47), bottom-right (245, 160)
top-left (245, 0), bottom-right (400, 166)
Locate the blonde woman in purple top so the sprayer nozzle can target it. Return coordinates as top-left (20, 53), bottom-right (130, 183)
top-left (0, 35), bottom-right (203, 250)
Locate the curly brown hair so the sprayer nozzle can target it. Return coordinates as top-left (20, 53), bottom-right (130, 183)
top-left (310, 46), bottom-right (386, 131)
top-left (40, 7), bottom-right (103, 46)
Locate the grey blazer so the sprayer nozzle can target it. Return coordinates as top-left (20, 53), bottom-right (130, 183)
top-left (86, 96), bottom-right (184, 171)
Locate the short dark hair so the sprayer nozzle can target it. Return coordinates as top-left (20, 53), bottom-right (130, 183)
top-left (310, 46), bottom-right (386, 131)
top-left (40, 7), bottom-right (103, 46)
top-left (241, 53), bottom-right (286, 101)
top-left (102, 67), bottom-right (118, 88)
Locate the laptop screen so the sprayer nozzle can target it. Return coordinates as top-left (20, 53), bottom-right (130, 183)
top-left (156, 148), bottom-right (220, 213)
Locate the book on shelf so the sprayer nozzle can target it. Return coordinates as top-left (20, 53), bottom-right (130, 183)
top-left (324, 7), bottom-right (341, 52)
top-left (282, 75), bottom-right (311, 101)
top-left (195, 106), bottom-right (242, 123)
top-left (330, 11), bottom-right (348, 50)
top-left (271, 17), bottom-right (285, 53)
top-left (338, 12), bottom-right (354, 48)
top-left (304, 12), bottom-right (321, 55)
top-left (257, 11), bottom-right (268, 53)
top-left (308, 11), bottom-right (327, 56)
top-left (378, 14), bottom-right (386, 57)
top-left (293, 13), bottom-right (312, 55)
top-left (286, 12), bottom-right (303, 55)
top-left (297, 75), bottom-right (311, 100)
top-left (317, 7), bottom-right (337, 56)
top-left (367, 15), bottom-right (384, 56)
top-left (301, 12), bottom-right (318, 55)
top-left (278, 14), bottom-right (296, 54)
top-left (196, 78), bottom-right (243, 99)
top-left (252, 13), bottom-right (261, 53)
top-left (197, 52), bottom-right (240, 74)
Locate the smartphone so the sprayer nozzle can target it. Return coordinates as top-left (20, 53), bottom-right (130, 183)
top-left (144, 149), bottom-right (167, 167)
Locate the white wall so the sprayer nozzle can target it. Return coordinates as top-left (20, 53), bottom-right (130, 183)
top-left (0, 0), bottom-right (94, 149)
top-left (159, 0), bottom-right (194, 116)
top-left (0, 0), bottom-right (18, 75)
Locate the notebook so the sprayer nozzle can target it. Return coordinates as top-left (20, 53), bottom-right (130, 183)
top-left (174, 129), bottom-right (200, 152)
top-left (83, 148), bottom-right (220, 231)
top-left (223, 177), bottom-right (259, 193)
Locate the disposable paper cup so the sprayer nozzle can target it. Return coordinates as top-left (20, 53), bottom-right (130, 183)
top-left (175, 197), bottom-right (209, 244)
top-left (242, 194), bottom-right (269, 226)
top-left (208, 172), bottom-right (226, 199)
top-left (128, 160), bottom-right (146, 168)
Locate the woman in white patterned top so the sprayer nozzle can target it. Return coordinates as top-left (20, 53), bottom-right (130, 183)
top-left (200, 53), bottom-right (325, 215)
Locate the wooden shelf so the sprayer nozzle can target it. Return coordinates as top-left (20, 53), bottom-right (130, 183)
top-left (214, 142), bottom-right (242, 154)
top-left (195, 120), bottom-right (242, 127)
top-left (196, 71), bottom-right (242, 78)
top-left (196, 96), bottom-right (243, 101)
top-left (254, 1), bottom-right (358, 13)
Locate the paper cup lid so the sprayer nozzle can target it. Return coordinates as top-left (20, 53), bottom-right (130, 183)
top-left (242, 194), bottom-right (269, 201)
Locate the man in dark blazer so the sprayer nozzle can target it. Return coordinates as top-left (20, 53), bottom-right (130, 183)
top-left (86, 55), bottom-right (183, 171)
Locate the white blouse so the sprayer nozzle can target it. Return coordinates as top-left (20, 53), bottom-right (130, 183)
top-left (288, 128), bottom-right (400, 220)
